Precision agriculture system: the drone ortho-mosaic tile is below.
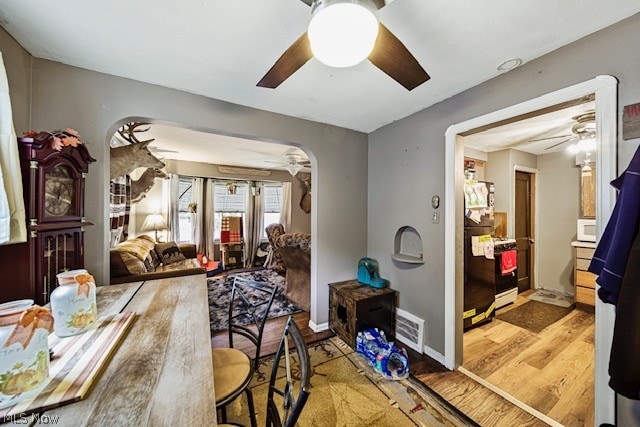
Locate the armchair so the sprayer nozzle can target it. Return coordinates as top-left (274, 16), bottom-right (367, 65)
top-left (265, 223), bottom-right (287, 275)
top-left (275, 233), bottom-right (311, 312)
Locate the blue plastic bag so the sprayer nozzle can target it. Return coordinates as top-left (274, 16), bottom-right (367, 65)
top-left (356, 328), bottom-right (409, 380)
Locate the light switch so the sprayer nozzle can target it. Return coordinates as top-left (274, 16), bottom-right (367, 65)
top-left (432, 212), bottom-right (439, 223)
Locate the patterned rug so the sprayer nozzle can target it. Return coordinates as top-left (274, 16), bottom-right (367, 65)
top-left (225, 336), bottom-right (478, 426)
top-left (207, 268), bottom-right (301, 334)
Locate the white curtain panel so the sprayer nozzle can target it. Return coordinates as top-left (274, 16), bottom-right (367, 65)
top-left (279, 181), bottom-right (292, 232)
top-left (167, 174), bottom-right (180, 242)
top-left (191, 177), bottom-right (204, 253)
top-left (203, 179), bottom-right (216, 260)
top-left (245, 182), bottom-right (264, 267)
top-left (0, 52), bottom-right (26, 244)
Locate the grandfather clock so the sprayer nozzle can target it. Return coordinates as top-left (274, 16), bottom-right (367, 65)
top-left (0, 133), bottom-right (95, 305)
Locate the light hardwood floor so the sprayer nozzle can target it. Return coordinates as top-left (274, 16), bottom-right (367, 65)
top-left (462, 292), bottom-right (595, 426)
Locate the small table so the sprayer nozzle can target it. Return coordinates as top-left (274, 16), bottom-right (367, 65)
top-left (329, 280), bottom-right (397, 348)
top-left (220, 242), bottom-right (245, 269)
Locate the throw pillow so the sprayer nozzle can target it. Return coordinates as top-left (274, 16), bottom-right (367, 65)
top-left (110, 249), bottom-right (147, 276)
top-left (155, 242), bottom-right (187, 265)
top-left (116, 236), bottom-right (156, 262)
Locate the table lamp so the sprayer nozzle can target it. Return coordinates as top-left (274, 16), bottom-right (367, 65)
top-left (141, 213), bottom-right (168, 242)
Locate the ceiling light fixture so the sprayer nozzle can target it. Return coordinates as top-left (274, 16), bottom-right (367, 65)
top-left (307, 0), bottom-right (379, 68)
top-left (285, 162), bottom-right (303, 176)
top-left (497, 58), bottom-right (523, 72)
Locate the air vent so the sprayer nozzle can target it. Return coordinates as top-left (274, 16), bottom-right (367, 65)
top-left (395, 308), bottom-right (425, 353)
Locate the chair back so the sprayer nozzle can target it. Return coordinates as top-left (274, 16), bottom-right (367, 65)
top-left (228, 276), bottom-right (278, 370)
top-left (266, 316), bottom-right (311, 427)
top-left (265, 223), bottom-right (287, 275)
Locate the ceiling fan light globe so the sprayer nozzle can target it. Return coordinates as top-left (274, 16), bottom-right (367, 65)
top-left (567, 144), bottom-right (580, 154)
top-left (285, 163), bottom-right (303, 176)
top-left (308, 1), bottom-right (379, 68)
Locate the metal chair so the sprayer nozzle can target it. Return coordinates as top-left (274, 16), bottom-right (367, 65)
top-left (266, 316), bottom-right (311, 427)
top-left (228, 276), bottom-right (278, 371)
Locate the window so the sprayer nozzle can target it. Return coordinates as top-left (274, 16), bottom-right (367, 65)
top-left (214, 182), bottom-right (248, 240)
top-left (262, 184), bottom-right (282, 238)
top-left (177, 178), bottom-right (193, 243)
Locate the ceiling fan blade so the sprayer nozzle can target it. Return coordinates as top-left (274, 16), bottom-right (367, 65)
top-left (528, 134), bottom-right (573, 143)
top-left (545, 136), bottom-right (578, 150)
top-left (299, 0), bottom-right (313, 5)
top-left (368, 23), bottom-right (430, 91)
top-left (300, 0), bottom-right (390, 8)
top-left (257, 32), bottom-right (313, 89)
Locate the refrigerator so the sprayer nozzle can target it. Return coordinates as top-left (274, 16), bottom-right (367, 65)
top-left (463, 180), bottom-right (496, 330)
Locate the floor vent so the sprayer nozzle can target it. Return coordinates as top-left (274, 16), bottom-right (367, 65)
top-left (395, 308), bottom-right (425, 353)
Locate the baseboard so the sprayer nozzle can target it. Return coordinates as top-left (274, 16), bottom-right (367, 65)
top-left (423, 345), bottom-right (446, 366)
top-left (308, 320), bottom-right (329, 333)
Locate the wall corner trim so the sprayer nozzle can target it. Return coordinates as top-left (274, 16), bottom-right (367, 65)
top-left (308, 320), bottom-right (329, 333)
top-left (423, 345), bottom-right (446, 366)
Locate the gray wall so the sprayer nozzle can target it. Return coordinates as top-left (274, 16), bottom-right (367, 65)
top-left (368, 13), bottom-right (640, 364)
top-left (537, 151), bottom-right (580, 294)
top-left (0, 27), bottom-right (31, 133)
top-left (2, 45), bottom-right (367, 327)
top-left (485, 149), bottom-right (511, 215)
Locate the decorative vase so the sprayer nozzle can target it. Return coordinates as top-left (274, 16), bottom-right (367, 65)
top-left (51, 269), bottom-right (97, 338)
top-left (0, 300), bottom-right (53, 409)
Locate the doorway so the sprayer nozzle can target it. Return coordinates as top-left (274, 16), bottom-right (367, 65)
top-left (515, 170), bottom-right (534, 293)
top-left (444, 76), bottom-right (618, 426)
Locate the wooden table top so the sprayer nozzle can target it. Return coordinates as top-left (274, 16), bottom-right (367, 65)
top-left (36, 275), bottom-right (216, 426)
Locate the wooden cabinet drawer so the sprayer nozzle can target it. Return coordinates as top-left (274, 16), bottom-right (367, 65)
top-left (576, 258), bottom-right (591, 271)
top-left (576, 247), bottom-right (595, 260)
top-left (576, 286), bottom-right (595, 306)
top-left (576, 270), bottom-right (597, 289)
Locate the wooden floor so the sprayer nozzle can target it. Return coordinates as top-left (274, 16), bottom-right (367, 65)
top-left (211, 311), bottom-right (333, 357)
top-left (462, 291), bottom-right (595, 426)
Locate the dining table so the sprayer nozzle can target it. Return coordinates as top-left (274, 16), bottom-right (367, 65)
top-left (34, 274), bottom-right (217, 426)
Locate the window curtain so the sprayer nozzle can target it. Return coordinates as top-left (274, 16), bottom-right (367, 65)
top-left (167, 174), bottom-right (180, 242)
top-left (191, 177), bottom-right (204, 252)
top-left (279, 182), bottom-right (292, 231)
top-left (203, 179), bottom-right (216, 259)
top-left (109, 176), bottom-right (131, 247)
top-left (245, 182), bottom-right (264, 267)
top-left (0, 52), bottom-right (26, 244)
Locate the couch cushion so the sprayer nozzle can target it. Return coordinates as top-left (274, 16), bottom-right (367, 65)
top-left (110, 249), bottom-right (147, 277)
top-left (116, 236), bottom-right (156, 262)
top-left (155, 258), bottom-right (201, 273)
top-left (155, 241), bottom-right (187, 265)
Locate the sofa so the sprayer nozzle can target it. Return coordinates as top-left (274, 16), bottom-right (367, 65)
top-left (275, 233), bottom-right (311, 312)
top-left (110, 235), bottom-right (205, 284)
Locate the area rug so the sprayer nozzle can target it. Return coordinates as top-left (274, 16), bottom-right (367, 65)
top-left (225, 336), bottom-right (478, 427)
top-left (497, 300), bottom-right (574, 333)
top-left (207, 268), bottom-right (301, 334)
top-left (527, 289), bottom-right (575, 308)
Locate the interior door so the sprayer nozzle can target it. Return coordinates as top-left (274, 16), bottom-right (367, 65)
top-left (515, 171), bottom-right (534, 293)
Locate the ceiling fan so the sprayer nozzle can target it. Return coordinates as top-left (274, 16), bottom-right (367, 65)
top-left (264, 153), bottom-right (311, 176)
top-left (527, 111), bottom-right (596, 152)
top-left (257, 0), bottom-right (430, 91)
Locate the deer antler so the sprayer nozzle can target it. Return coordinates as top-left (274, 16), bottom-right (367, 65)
top-left (117, 122), bottom-right (155, 144)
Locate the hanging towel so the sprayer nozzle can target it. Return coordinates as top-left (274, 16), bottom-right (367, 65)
top-left (500, 250), bottom-right (517, 275)
top-left (588, 144), bottom-right (640, 304)
top-left (0, 52), bottom-right (26, 244)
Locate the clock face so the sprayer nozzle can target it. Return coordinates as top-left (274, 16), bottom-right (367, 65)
top-left (44, 165), bottom-right (76, 217)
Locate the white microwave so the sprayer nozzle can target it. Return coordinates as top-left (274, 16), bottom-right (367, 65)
top-left (577, 219), bottom-right (596, 242)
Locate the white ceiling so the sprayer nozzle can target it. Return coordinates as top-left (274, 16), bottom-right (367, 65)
top-left (463, 101), bottom-right (595, 155)
top-left (113, 124), bottom-right (309, 171)
top-left (1, 1), bottom-right (639, 133)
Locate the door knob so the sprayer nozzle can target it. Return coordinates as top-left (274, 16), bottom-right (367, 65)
top-left (529, 238), bottom-right (535, 244)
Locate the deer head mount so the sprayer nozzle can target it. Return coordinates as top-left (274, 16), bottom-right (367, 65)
top-left (131, 168), bottom-right (168, 204)
top-left (110, 122), bottom-right (165, 180)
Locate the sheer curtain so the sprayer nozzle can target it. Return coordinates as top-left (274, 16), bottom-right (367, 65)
top-left (279, 182), bottom-right (292, 231)
top-left (191, 177), bottom-right (204, 253)
top-left (167, 174), bottom-right (180, 242)
top-left (203, 179), bottom-right (216, 260)
top-left (245, 182), bottom-right (264, 267)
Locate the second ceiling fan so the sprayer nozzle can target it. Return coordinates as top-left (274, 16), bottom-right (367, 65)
top-left (257, 0), bottom-right (430, 91)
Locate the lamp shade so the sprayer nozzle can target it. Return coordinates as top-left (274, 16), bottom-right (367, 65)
top-left (308, 0), bottom-right (379, 68)
top-left (141, 213), bottom-right (168, 232)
